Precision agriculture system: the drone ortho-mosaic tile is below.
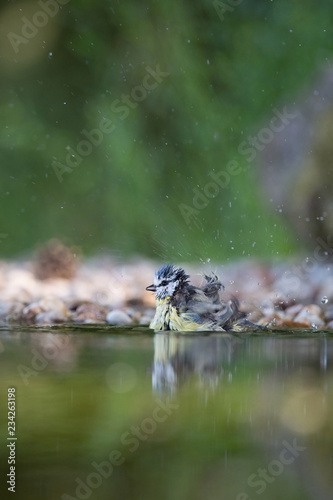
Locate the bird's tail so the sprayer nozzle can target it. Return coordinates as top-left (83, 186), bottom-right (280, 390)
top-left (218, 297), bottom-right (265, 332)
top-left (218, 297), bottom-right (243, 327)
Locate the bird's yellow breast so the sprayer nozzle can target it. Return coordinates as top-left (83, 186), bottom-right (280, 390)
top-left (149, 298), bottom-right (214, 332)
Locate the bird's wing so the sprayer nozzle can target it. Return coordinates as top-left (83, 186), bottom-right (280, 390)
top-left (173, 284), bottom-right (221, 315)
top-left (201, 273), bottom-right (224, 303)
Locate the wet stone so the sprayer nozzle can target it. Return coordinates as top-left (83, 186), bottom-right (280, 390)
top-left (73, 302), bottom-right (108, 323)
top-left (0, 301), bottom-right (25, 321)
top-left (294, 305), bottom-right (325, 328)
top-left (106, 310), bottom-right (132, 326)
top-left (0, 257), bottom-right (332, 329)
top-left (36, 311), bottom-right (70, 325)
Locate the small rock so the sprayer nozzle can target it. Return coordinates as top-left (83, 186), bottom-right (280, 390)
top-left (323, 304), bottom-right (333, 322)
top-left (284, 303), bottom-right (303, 319)
top-left (258, 298), bottom-right (275, 317)
top-left (294, 304), bottom-right (325, 328)
top-left (39, 297), bottom-right (68, 314)
top-left (140, 316), bottom-right (153, 325)
top-left (106, 310), bottom-right (132, 326)
top-left (22, 297), bottom-right (68, 322)
top-left (125, 307), bottom-right (142, 322)
top-left (22, 301), bottom-right (44, 320)
top-left (139, 308), bottom-right (155, 325)
top-left (0, 301), bottom-right (24, 322)
top-left (280, 320), bottom-right (311, 328)
top-left (35, 311), bottom-right (69, 325)
top-left (73, 302), bottom-right (107, 323)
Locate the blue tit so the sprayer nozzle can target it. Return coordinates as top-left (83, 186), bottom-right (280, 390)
top-left (146, 264), bottom-right (259, 332)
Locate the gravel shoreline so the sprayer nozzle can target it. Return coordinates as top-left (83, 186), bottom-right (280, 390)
top-left (0, 256), bottom-right (332, 329)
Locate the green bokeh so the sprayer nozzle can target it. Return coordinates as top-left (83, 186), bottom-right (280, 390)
top-left (0, 0), bottom-right (332, 260)
top-left (1, 328), bottom-right (332, 500)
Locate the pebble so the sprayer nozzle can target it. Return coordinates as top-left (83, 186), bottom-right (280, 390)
top-left (139, 316), bottom-right (151, 326)
top-left (323, 304), bottom-right (333, 322)
top-left (0, 258), bottom-right (332, 329)
top-left (106, 310), bottom-right (132, 326)
top-left (36, 311), bottom-right (69, 325)
top-left (0, 301), bottom-right (25, 321)
top-left (294, 305), bottom-right (325, 328)
top-left (22, 302), bottom-right (45, 320)
top-left (284, 303), bottom-right (304, 318)
top-left (22, 297), bottom-right (68, 322)
top-left (73, 302), bottom-right (107, 323)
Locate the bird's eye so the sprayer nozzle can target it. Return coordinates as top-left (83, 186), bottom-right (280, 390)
top-left (160, 280), bottom-right (168, 286)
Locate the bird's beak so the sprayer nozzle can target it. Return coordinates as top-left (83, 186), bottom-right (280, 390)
top-left (146, 284), bottom-right (156, 292)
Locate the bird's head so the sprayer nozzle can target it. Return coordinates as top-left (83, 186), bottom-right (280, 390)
top-left (146, 264), bottom-right (189, 299)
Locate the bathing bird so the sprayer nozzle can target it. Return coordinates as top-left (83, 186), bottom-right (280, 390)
top-left (146, 264), bottom-right (259, 332)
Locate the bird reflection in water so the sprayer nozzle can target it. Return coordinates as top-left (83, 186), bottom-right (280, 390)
top-left (152, 332), bottom-right (242, 394)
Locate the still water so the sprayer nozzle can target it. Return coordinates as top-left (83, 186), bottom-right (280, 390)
top-left (0, 326), bottom-right (333, 500)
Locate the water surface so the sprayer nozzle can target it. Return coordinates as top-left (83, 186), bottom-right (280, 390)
top-left (0, 326), bottom-right (332, 500)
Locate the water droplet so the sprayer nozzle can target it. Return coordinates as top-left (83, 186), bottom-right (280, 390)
top-left (321, 296), bottom-right (328, 304)
top-left (266, 317), bottom-right (276, 327)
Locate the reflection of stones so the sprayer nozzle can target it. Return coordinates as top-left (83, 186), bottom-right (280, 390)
top-left (29, 333), bottom-right (79, 372)
top-left (260, 69), bottom-right (333, 248)
top-left (105, 362), bottom-right (138, 393)
top-left (239, 337), bottom-right (333, 500)
top-left (254, 369), bottom-right (326, 436)
top-left (152, 333), bottom-right (241, 394)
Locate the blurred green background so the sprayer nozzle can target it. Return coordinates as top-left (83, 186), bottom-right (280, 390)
top-left (0, 0), bottom-right (332, 261)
